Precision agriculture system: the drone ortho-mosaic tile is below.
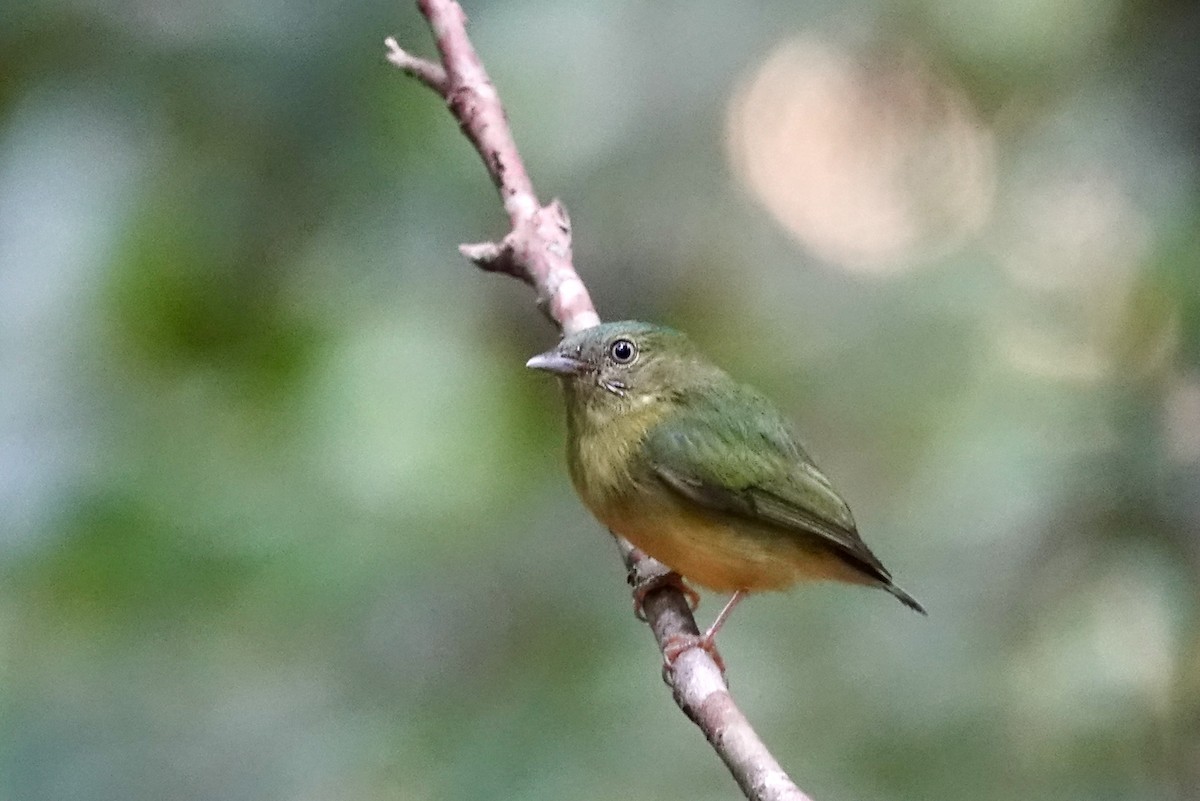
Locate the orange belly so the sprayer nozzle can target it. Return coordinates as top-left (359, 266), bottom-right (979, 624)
top-left (598, 502), bottom-right (861, 593)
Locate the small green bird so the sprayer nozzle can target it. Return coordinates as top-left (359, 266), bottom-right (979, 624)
top-left (527, 321), bottom-right (924, 663)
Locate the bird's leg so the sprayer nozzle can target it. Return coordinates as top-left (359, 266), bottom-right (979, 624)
top-left (628, 567), bottom-right (701, 622)
top-left (662, 590), bottom-right (747, 675)
top-left (704, 589), bottom-right (746, 640)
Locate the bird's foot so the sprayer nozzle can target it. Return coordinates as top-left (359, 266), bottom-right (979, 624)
top-left (660, 589), bottom-right (746, 679)
top-left (629, 570), bottom-right (700, 622)
top-left (662, 631), bottom-right (725, 675)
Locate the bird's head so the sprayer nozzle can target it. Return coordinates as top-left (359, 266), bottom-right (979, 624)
top-left (526, 321), bottom-right (708, 416)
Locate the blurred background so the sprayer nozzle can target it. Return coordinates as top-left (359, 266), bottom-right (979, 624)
top-left (3, 0), bottom-right (1199, 799)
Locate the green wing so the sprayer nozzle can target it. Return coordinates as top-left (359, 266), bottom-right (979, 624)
top-left (642, 384), bottom-right (892, 582)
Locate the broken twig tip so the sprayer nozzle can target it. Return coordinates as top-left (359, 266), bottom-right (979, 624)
top-left (384, 36), bottom-right (449, 94)
top-left (459, 240), bottom-right (530, 283)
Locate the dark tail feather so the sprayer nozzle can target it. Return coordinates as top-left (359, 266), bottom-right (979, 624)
top-left (835, 543), bottom-right (926, 614)
top-left (885, 582), bottom-right (927, 615)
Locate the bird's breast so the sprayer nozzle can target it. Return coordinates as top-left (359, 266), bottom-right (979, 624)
top-left (566, 394), bottom-right (670, 507)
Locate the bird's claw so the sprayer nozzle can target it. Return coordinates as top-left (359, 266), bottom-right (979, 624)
top-left (630, 571), bottom-right (700, 621)
top-left (662, 632), bottom-right (726, 675)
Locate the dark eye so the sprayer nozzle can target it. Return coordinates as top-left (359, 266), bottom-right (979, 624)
top-left (608, 338), bottom-right (637, 364)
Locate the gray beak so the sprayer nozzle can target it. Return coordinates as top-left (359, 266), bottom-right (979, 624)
top-left (526, 350), bottom-right (588, 376)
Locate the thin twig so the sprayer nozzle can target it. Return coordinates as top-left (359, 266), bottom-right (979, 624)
top-left (384, 36), bottom-right (448, 94)
top-left (385, 3), bottom-right (812, 799)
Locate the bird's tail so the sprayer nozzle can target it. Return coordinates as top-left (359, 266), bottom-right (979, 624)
top-left (885, 582), bottom-right (927, 615)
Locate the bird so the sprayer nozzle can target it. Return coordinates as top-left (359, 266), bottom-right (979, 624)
top-left (526, 320), bottom-right (924, 667)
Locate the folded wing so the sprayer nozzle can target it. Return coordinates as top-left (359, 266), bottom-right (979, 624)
top-left (642, 386), bottom-right (892, 584)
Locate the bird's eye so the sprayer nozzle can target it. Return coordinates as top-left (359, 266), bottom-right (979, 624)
top-left (608, 338), bottom-right (637, 364)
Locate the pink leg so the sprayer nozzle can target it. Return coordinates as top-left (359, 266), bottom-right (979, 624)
top-left (703, 589), bottom-right (746, 641)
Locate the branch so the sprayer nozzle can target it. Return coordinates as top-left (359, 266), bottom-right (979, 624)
top-left (386, 4), bottom-right (811, 799)
top-left (384, 0), bottom-right (598, 335)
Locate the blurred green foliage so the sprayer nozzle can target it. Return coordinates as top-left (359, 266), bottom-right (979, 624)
top-left (3, 1), bottom-right (1199, 800)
